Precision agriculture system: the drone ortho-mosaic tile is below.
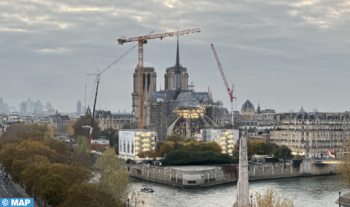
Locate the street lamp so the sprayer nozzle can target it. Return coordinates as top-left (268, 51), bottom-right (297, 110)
top-left (250, 194), bottom-right (253, 207)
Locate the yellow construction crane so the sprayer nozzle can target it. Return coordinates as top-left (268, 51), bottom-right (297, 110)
top-left (118, 28), bottom-right (201, 129)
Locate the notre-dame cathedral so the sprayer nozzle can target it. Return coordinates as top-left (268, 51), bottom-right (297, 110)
top-left (131, 36), bottom-right (230, 140)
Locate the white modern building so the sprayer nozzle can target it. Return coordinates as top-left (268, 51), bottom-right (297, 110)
top-left (202, 128), bottom-right (239, 156)
top-left (119, 129), bottom-right (157, 157)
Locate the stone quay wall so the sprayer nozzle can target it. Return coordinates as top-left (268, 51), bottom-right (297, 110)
top-left (130, 160), bottom-right (338, 188)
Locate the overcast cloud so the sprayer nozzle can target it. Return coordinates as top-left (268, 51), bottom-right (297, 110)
top-left (0, 0), bottom-right (349, 113)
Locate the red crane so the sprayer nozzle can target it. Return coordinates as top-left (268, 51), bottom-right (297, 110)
top-left (210, 43), bottom-right (236, 124)
top-left (118, 28), bottom-right (201, 129)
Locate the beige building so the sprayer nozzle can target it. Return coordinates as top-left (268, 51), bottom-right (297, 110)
top-left (96, 111), bottom-right (132, 131)
top-left (270, 108), bottom-right (350, 158)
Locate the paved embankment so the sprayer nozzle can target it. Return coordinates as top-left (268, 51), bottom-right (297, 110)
top-left (0, 167), bottom-right (38, 206)
top-left (130, 160), bottom-right (338, 188)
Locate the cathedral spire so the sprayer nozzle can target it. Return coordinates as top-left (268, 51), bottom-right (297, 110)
top-left (173, 35), bottom-right (182, 89)
top-left (175, 35), bottom-right (180, 74)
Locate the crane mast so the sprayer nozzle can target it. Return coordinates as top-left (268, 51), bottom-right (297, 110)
top-left (118, 28), bottom-right (201, 129)
top-left (210, 43), bottom-right (236, 124)
top-left (86, 39), bottom-right (144, 144)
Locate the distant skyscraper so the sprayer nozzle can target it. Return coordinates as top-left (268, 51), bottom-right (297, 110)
top-left (27, 98), bottom-right (32, 113)
top-left (36, 100), bottom-right (43, 113)
top-left (77, 100), bottom-right (81, 114)
top-left (21, 101), bottom-right (27, 113)
top-left (47, 102), bottom-right (52, 110)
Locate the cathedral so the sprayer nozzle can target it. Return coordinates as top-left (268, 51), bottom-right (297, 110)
top-left (131, 37), bottom-right (228, 140)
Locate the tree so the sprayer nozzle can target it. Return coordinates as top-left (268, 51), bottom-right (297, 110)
top-left (273, 145), bottom-right (293, 162)
top-left (10, 140), bottom-right (58, 182)
top-left (233, 139), bottom-right (260, 158)
top-left (72, 114), bottom-right (100, 139)
top-left (67, 120), bottom-right (76, 137)
top-left (45, 138), bottom-right (73, 164)
top-left (2, 124), bottom-right (32, 138)
top-left (32, 163), bottom-right (92, 206)
top-left (185, 137), bottom-right (196, 142)
top-left (167, 134), bottom-right (183, 143)
top-left (96, 148), bottom-right (129, 204)
top-left (73, 136), bottom-right (93, 169)
top-left (20, 155), bottom-right (50, 194)
top-left (36, 173), bottom-right (68, 206)
top-left (255, 142), bottom-right (280, 156)
top-left (335, 140), bottom-right (350, 184)
top-left (0, 123), bottom-right (53, 150)
top-left (159, 141), bottom-right (174, 156)
top-left (254, 187), bottom-right (295, 207)
top-left (59, 184), bottom-right (123, 207)
top-left (0, 143), bottom-right (18, 175)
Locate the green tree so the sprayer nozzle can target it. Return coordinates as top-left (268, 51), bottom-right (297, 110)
top-left (96, 148), bottom-right (129, 204)
top-left (72, 114), bottom-right (100, 139)
top-left (273, 145), bottom-right (293, 164)
top-left (185, 137), bottom-right (196, 142)
top-left (73, 136), bottom-right (92, 169)
top-left (159, 141), bottom-right (174, 156)
top-left (167, 134), bottom-right (183, 143)
top-left (255, 142), bottom-right (280, 156)
top-left (233, 139), bottom-right (260, 158)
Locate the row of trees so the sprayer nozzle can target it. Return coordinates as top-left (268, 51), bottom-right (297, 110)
top-left (233, 139), bottom-right (293, 161)
top-left (0, 123), bottom-right (128, 207)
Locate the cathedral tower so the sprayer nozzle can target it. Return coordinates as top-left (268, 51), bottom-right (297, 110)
top-left (131, 67), bottom-right (157, 128)
top-left (164, 36), bottom-right (189, 90)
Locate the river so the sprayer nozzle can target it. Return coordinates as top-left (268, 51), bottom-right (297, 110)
top-left (129, 175), bottom-right (348, 207)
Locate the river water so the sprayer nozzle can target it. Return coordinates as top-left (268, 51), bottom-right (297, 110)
top-left (129, 175), bottom-right (348, 207)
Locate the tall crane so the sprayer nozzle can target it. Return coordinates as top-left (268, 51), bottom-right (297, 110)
top-left (118, 28), bottom-right (201, 129)
top-left (85, 31), bottom-right (154, 143)
top-left (210, 43), bottom-right (236, 124)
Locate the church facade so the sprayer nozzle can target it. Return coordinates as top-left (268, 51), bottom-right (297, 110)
top-left (131, 36), bottom-right (227, 140)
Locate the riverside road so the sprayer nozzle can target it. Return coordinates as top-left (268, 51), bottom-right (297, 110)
top-left (0, 169), bottom-right (22, 198)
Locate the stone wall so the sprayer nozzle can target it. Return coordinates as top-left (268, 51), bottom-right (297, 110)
top-left (130, 160), bottom-right (337, 188)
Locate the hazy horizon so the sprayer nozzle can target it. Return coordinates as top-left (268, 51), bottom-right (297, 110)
top-left (1, 0), bottom-right (349, 113)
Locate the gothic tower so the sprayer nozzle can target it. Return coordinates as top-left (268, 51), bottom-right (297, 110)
top-left (164, 36), bottom-right (189, 90)
top-left (131, 67), bottom-right (157, 128)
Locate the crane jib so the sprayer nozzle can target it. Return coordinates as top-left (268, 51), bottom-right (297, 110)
top-left (126, 28), bottom-right (201, 42)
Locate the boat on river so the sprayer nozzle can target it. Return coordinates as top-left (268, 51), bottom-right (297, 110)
top-left (141, 185), bottom-right (154, 193)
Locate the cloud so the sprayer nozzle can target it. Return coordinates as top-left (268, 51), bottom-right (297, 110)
top-left (0, 0), bottom-right (349, 113)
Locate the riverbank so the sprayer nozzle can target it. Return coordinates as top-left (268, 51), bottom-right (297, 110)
top-left (130, 160), bottom-right (338, 188)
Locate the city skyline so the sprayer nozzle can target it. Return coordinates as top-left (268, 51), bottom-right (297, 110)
top-left (1, 0), bottom-right (349, 113)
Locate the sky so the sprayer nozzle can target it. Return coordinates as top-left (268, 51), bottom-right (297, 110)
top-left (0, 0), bottom-right (349, 113)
